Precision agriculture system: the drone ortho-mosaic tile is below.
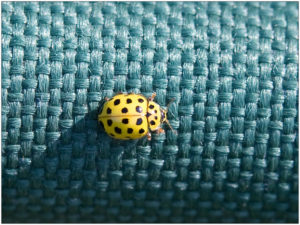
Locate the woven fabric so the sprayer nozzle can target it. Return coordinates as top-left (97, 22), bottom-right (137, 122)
top-left (1, 2), bottom-right (298, 223)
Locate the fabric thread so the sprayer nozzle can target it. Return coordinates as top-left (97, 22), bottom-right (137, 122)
top-left (1, 2), bottom-right (298, 223)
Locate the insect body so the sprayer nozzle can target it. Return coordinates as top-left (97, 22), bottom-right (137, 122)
top-left (98, 93), bottom-right (167, 140)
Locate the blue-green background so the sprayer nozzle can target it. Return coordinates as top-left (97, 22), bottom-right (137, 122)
top-left (2, 2), bottom-right (298, 223)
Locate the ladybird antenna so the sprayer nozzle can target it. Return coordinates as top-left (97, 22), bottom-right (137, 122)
top-left (165, 118), bottom-right (175, 133)
top-left (164, 98), bottom-right (176, 133)
top-left (166, 98), bottom-right (176, 112)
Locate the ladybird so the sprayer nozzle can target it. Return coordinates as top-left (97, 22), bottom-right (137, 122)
top-left (98, 93), bottom-right (172, 140)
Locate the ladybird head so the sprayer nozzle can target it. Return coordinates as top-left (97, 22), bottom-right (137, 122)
top-left (160, 108), bottom-right (167, 123)
top-left (147, 99), bottom-right (175, 132)
top-left (147, 101), bottom-right (162, 131)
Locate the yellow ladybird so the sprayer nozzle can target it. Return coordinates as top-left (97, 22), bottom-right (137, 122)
top-left (98, 93), bottom-right (170, 140)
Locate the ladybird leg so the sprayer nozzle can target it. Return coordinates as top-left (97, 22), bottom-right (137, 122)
top-left (148, 92), bottom-right (156, 101)
top-left (155, 127), bottom-right (165, 134)
top-left (147, 132), bottom-right (151, 141)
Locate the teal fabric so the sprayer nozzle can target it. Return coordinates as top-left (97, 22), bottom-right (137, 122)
top-left (1, 2), bottom-right (298, 223)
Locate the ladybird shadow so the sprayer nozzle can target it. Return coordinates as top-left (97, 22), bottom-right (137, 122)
top-left (40, 99), bottom-right (147, 223)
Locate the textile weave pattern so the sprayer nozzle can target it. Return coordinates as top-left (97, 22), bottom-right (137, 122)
top-left (1, 2), bottom-right (298, 223)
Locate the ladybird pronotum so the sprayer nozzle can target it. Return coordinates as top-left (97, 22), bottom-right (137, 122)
top-left (98, 93), bottom-right (169, 140)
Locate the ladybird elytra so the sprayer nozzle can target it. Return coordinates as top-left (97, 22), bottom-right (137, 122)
top-left (98, 93), bottom-right (168, 140)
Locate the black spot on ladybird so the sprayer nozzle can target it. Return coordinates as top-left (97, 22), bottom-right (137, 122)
top-left (115, 127), bottom-right (122, 134)
top-left (138, 98), bottom-right (144, 103)
top-left (139, 128), bottom-right (145, 134)
top-left (149, 104), bottom-right (154, 109)
top-left (107, 119), bottom-right (113, 126)
top-left (155, 110), bottom-right (157, 113)
top-left (114, 99), bottom-right (120, 105)
top-left (127, 128), bottom-right (133, 134)
top-left (122, 107), bottom-right (128, 113)
top-left (127, 98), bottom-right (132, 104)
top-left (107, 107), bottom-right (112, 114)
top-left (155, 116), bottom-right (158, 120)
top-left (146, 112), bottom-right (151, 117)
top-left (122, 118), bottom-right (129, 124)
top-left (136, 118), bottom-right (143, 125)
top-left (150, 120), bottom-right (155, 126)
top-left (100, 121), bottom-right (104, 128)
top-left (110, 133), bottom-right (115, 136)
top-left (136, 106), bottom-right (143, 113)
